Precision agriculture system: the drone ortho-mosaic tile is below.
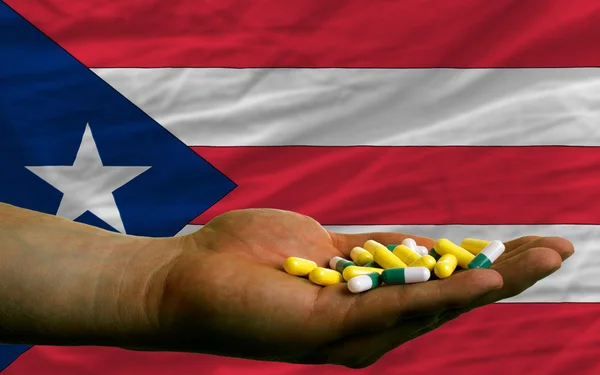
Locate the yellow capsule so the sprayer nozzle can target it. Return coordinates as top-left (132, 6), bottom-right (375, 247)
top-left (434, 238), bottom-right (475, 269)
top-left (408, 254), bottom-right (437, 271)
top-left (283, 256), bottom-right (318, 276)
top-left (363, 240), bottom-right (388, 255)
top-left (434, 254), bottom-right (458, 279)
top-left (461, 238), bottom-right (492, 255)
top-left (343, 266), bottom-right (384, 281)
top-left (308, 267), bottom-right (343, 286)
top-left (374, 248), bottom-right (407, 269)
top-left (350, 246), bottom-right (374, 266)
top-left (392, 245), bottom-right (421, 265)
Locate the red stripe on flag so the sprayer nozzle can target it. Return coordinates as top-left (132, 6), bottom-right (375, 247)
top-left (6, 0), bottom-right (600, 68)
top-left (4, 304), bottom-right (600, 374)
top-left (192, 146), bottom-right (600, 225)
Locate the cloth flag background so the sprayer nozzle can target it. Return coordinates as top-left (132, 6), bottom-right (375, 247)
top-left (2, 0), bottom-right (600, 374)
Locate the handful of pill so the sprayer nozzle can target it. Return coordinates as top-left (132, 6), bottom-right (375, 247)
top-left (283, 237), bottom-right (505, 293)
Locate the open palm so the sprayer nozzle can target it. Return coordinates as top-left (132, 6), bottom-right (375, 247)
top-left (155, 208), bottom-right (573, 368)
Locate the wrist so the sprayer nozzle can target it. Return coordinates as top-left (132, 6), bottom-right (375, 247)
top-left (0, 203), bottom-right (185, 347)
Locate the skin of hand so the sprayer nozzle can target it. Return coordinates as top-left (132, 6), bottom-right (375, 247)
top-left (0, 204), bottom-right (574, 369)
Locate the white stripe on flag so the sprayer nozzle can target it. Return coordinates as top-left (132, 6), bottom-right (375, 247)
top-left (94, 68), bottom-right (600, 146)
top-left (176, 224), bottom-right (592, 303)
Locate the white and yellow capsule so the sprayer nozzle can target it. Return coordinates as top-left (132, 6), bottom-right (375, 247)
top-left (350, 246), bottom-right (374, 266)
top-left (415, 245), bottom-right (430, 256)
top-left (374, 247), bottom-right (407, 269)
top-left (283, 257), bottom-right (318, 276)
top-left (392, 244), bottom-right (421, 265)
top-left (401, 238), bottom-right (418, 250)
top-left (363, 240), bottom-right (388, 255)
top-left (342, 266), bottom-right (384, 281)
top-left (408, 254), bottom-right (437, 271)
top-left (308, 267), bottom-right (343, 286)
top-left (434, 254), bottom-right (458, 279)
top-left (434, 239), bottom-right (475, 269)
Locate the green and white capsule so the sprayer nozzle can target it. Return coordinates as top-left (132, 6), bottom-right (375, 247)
top-left (468, 240), bottom-right (505, 269)
top-left (381, 267), bottom-right (430, 285)
top-left (385, 244), bottom-right (398, 251)
top-left (329, 256), bottom-right (355, 273)
top-left (347, 272), bottom-right (381, 293)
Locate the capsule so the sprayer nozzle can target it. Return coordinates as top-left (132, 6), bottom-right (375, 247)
top-left (347, 272), bottom-right (381, 293)
top-left (308, 267), bottom-right (343, 286)
top-left (385, 244), bottom-right (398, 251)
top-left (374, 248), bottom-right (407, 269)
top-left (434, 239), bottom-right (475, 269)
top-left (363, 240), bottom-right (389, 255)
top-left (461, 238), bottom-right (492, 255)
top-left (434, 254), bottom-right (458, 279)
top-left (343, 266), bottom-right (384, 281)
top-left (468, 240), bottom-right (505, 269)
top-left (408, 254), bottom-right (437, 271)
top-left (283, 257), bottom-right (318, 276)
top-left (392, 245), bottom-right (421, 265)
top-left (402, 238), bottom-right (417, 250)
top-left (381, 267), bottom-right (430, 285)
top-left (329, 256), bottom-right (355, 273)
top-left (350, 247), bottom-right (374, 266)
top-left (416, 246), bottom-right (429, 256)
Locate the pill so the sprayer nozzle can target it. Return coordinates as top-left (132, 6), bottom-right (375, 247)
top-left (429, 247), bottom-right (442, 260)
top-left (343, 266), bottom-right (384, 281)
top-left (283, 257), bottom-right (318, 276)
top-left (461, 238), bottom-right (492, 255)
top-left (386, 244), bottom-right (398, 251)
top-left (363, 260), bottom-right (380, 268)
top-left (308, 267), bottom-right (343, 286)
top-left (434, 254), bottom-right (458, 279)
top-left (401, 238), bottom-right (417, 250)
top-left (364, 240), bottom-right (388, 255)
top-left (374, 248), bottom-right (407, 269)
top-left (408, 254), bottom-right (437, 271)
top-left (468, 240), bottom-right (505, 269)
top-left (434, 239), bottom-right (475, 269)
top-left (350, 247), bottom-right (374, 266)
top-left (392, 244), bottom-right (421, 265)
top-left (348, 272), bottom-right (381, 293)
top-left (381, 267), bottom-right (430, 285)
top-left (329, 256), bottom-right (355, 273)
top-left (416, 246), bottom-right (429, 256)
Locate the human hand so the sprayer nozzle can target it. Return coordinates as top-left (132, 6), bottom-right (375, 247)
top-left (148, 209), bottom-right (574, 368)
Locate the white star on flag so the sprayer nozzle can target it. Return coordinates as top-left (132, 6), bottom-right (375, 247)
top-left (25, 124), bottom-right (150, 233)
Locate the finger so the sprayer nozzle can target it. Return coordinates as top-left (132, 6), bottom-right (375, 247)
top-left (498, 236), bottom-right (574, 263)
top-left (503, 235), bottom-right (542, 254)
top-left (468, 246), bottom-right (563, 308)
top-left (328, 231), bottom-right (435, 257)
top-left (335, 268), bottom-right (502, 337)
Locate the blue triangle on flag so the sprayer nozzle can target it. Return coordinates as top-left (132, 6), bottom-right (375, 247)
top-left (0, 1), bottom-right (236, 370)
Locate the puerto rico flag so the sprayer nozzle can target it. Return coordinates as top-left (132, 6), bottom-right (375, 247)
top-left (1, 0), bottom-right (598, 374)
